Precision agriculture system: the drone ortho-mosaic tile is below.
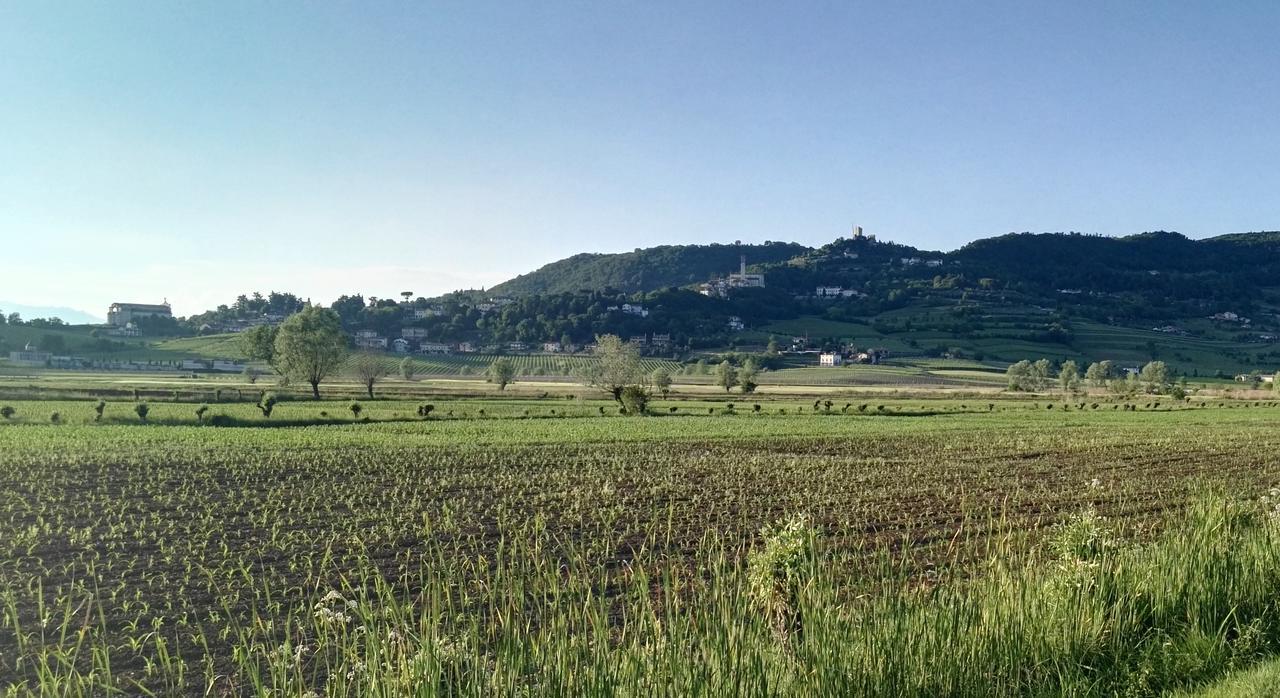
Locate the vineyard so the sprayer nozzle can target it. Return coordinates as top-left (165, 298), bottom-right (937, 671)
top-left (2, 398), bottom-right (1280, 694)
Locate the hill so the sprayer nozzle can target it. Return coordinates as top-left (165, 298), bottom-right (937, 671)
top-left (488, 241), bottom-right (811, 296)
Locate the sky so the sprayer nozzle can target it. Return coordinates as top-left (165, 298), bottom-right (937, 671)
top-left (2, 1), bottom-right (1279, 320)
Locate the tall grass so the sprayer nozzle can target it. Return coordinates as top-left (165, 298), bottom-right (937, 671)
top-left (5, 495), bottom-right (1280, 695)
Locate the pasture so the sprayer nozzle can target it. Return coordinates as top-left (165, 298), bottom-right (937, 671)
top-left (2, 393), bottom-right (1280, 694)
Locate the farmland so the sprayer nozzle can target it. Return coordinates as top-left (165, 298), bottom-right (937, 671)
top-left (3, 392), bottom-right (1280, 695)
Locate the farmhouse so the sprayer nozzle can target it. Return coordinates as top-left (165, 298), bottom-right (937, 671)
top-left (107, 302), bottom-right (171, 327)
top-left (401, 327), bottom-right (430, 339)
top-left (819, 352), bottom-right (843, 367)
top-left (418, 342), bottom-right (452, 354)
top-left (726, 316), bottom-right (745, 331)
top-left (542, 342), bottom-right (563, 353)
top-left (391, 338), bottom-right (411, 353)
top-left (354, 330), bottom-right (387, 350)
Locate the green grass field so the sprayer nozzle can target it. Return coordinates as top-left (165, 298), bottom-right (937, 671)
top-left (4, 394), bottom-right (1280, 694)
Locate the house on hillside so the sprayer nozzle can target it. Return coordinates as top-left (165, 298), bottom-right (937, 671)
top-left (354, 330), bottom-right (387, 350)
top-left (726, 316), bottom-right (745, 332)
top-left (819, 352), bottom-right (843, 367)
top-left (401, 327), bottom-right (430, 339)
top-left (107, 301), bottom-right (172, 327)
top-left (456, 342), bottom-right (476, 353)
top-left (507, 341), bottom-right (528, 352)
top-left (391, 338), bottom-right (411, 353)
top-left (650, 333), bottom-right (672, 348)
top-left (542, 341), bottom-right (563, 353)
top-left (419, 342), bottom-right (451, 355)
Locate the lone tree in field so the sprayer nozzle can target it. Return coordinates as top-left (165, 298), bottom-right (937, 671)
top-left (650, 367), bottom-right (672, 398)
top-left (487, 358), bottom-right (517, 390)
top-left (1140, 361), bottom-right (1171, 394)
top-left (1058, 360), bottom-right (1080, 393)
top-left (399, 356), bottom-right (417, 381)
top-left (739, 358), bottom-right (760, 394)
top-left (716, 360), bottom-right (739, 393)
top-left (273, 306), bottom-right (347, 399)
top-left (351, 352), bottom-right (389, 399)
top-left (579, 334), bottom-right (647, 407)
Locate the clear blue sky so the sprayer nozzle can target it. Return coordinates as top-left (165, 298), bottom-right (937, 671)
top-left (2, 1), bottom-right (1278, 319)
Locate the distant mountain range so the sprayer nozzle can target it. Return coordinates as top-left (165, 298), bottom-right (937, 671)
top-left (0, 301), bottom-right (103, 325)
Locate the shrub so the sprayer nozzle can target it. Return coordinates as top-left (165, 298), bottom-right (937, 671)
top-left (195, 404), bottom-right (210, 423)
top-left (417, 404), bottom-right (435, 418)
top-left (50, 412), bottom-right (61, 424)
top-left (349, 402), bottom-right (363, 418)
top-left (748, 514), bottom-right (818, 642)
top-left (1, 406), bottom-right (15, 420)
top-left (134, 403), bottom-right (150, 422)
top-left (258, 393), bottom-right (278, 418)
top-left (93, 400), bottom-right (106, 422)
top-left (619, 385), bottom-right (649, 415)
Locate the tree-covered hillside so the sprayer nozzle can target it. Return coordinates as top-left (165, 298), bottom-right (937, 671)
top-left (488, 241), bottom-right (811, 296)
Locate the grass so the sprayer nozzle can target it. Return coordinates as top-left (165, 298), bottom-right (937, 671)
top-left (3, 400), bottom-right (1280, 692)
top-left (1178, 657), bottom-right (1280, 697)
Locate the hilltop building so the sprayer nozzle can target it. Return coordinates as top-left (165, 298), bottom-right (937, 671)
top-left (107, 302), bottom-right (171, 327)
top-left (699, 254), bottom-right (766, 298)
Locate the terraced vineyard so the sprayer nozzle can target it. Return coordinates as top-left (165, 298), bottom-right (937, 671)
top-left (3, 400), bottom-right (1280, 694)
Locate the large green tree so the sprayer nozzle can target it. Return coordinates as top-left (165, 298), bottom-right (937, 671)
top-left (716, 360), bottom-right (739, 393)
top-left (579, 334), bottom-right (646, 406)
top-left (273, 306), bottom-right (347, 399)
top-left (487, 358), bottom-right (517, 390)
top-left (239, 324), bottom-right (279, 367)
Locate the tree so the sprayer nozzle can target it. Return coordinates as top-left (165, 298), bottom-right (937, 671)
top-left (1058, 360), bottom-right (1080, 393)
top-left (242, 366), bottom-right (261, 384)
top-left (399, 356), bottom-right (417, 381)
top-left (1085, 361), bottom-right (1113, 387)
top-left (739, 358), bottom-right (760, 394)
top-left (716, 360), bottom-right (739, 393)
top-left (1031, 359), bottom-right (1054, 391)
top-left (351, 352), bottom-right (389, 399)
top-left (239, 325), bottom-right (279, 368)
top-left (1006, 360), bottom-right (1033, 391)
top-left (273, 306), bottom-right (347, 399)
top-left (650, 368), bottom-right (672, 398)
top-left (487, 358), bottom-right (517, 390)
top-left (579, 334), bottom-right (646, 406)
top-left (1140, 361), bottom-right (1170, 394)
top-left (766, 336), bottom-right (780, 356)
top-left (619, 385), bottom-right (649, 415)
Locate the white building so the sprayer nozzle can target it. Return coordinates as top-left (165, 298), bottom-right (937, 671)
top-left (391, 338), bottom-right (411, 353)
top-left (8, 343), bottom-right (52, 367)
top-left (401, 327), bottom-right (430, 339)
top-left (727, 316), bottom-right (745, 331)
top-left (419, 342), bottom-right (452, 354)
top-left (542, 342), bottom-right (563, 353)
top-left (819, 353), bottom-right (843, 367)
top-left (107, 302), bottom-right (172, 327)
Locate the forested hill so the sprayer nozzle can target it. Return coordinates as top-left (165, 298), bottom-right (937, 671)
top-left (488, 241), bottom-right (811, 296)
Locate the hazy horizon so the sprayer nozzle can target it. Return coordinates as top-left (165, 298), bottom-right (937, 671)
top-left (4, 1), bottom-right (1278, 317)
